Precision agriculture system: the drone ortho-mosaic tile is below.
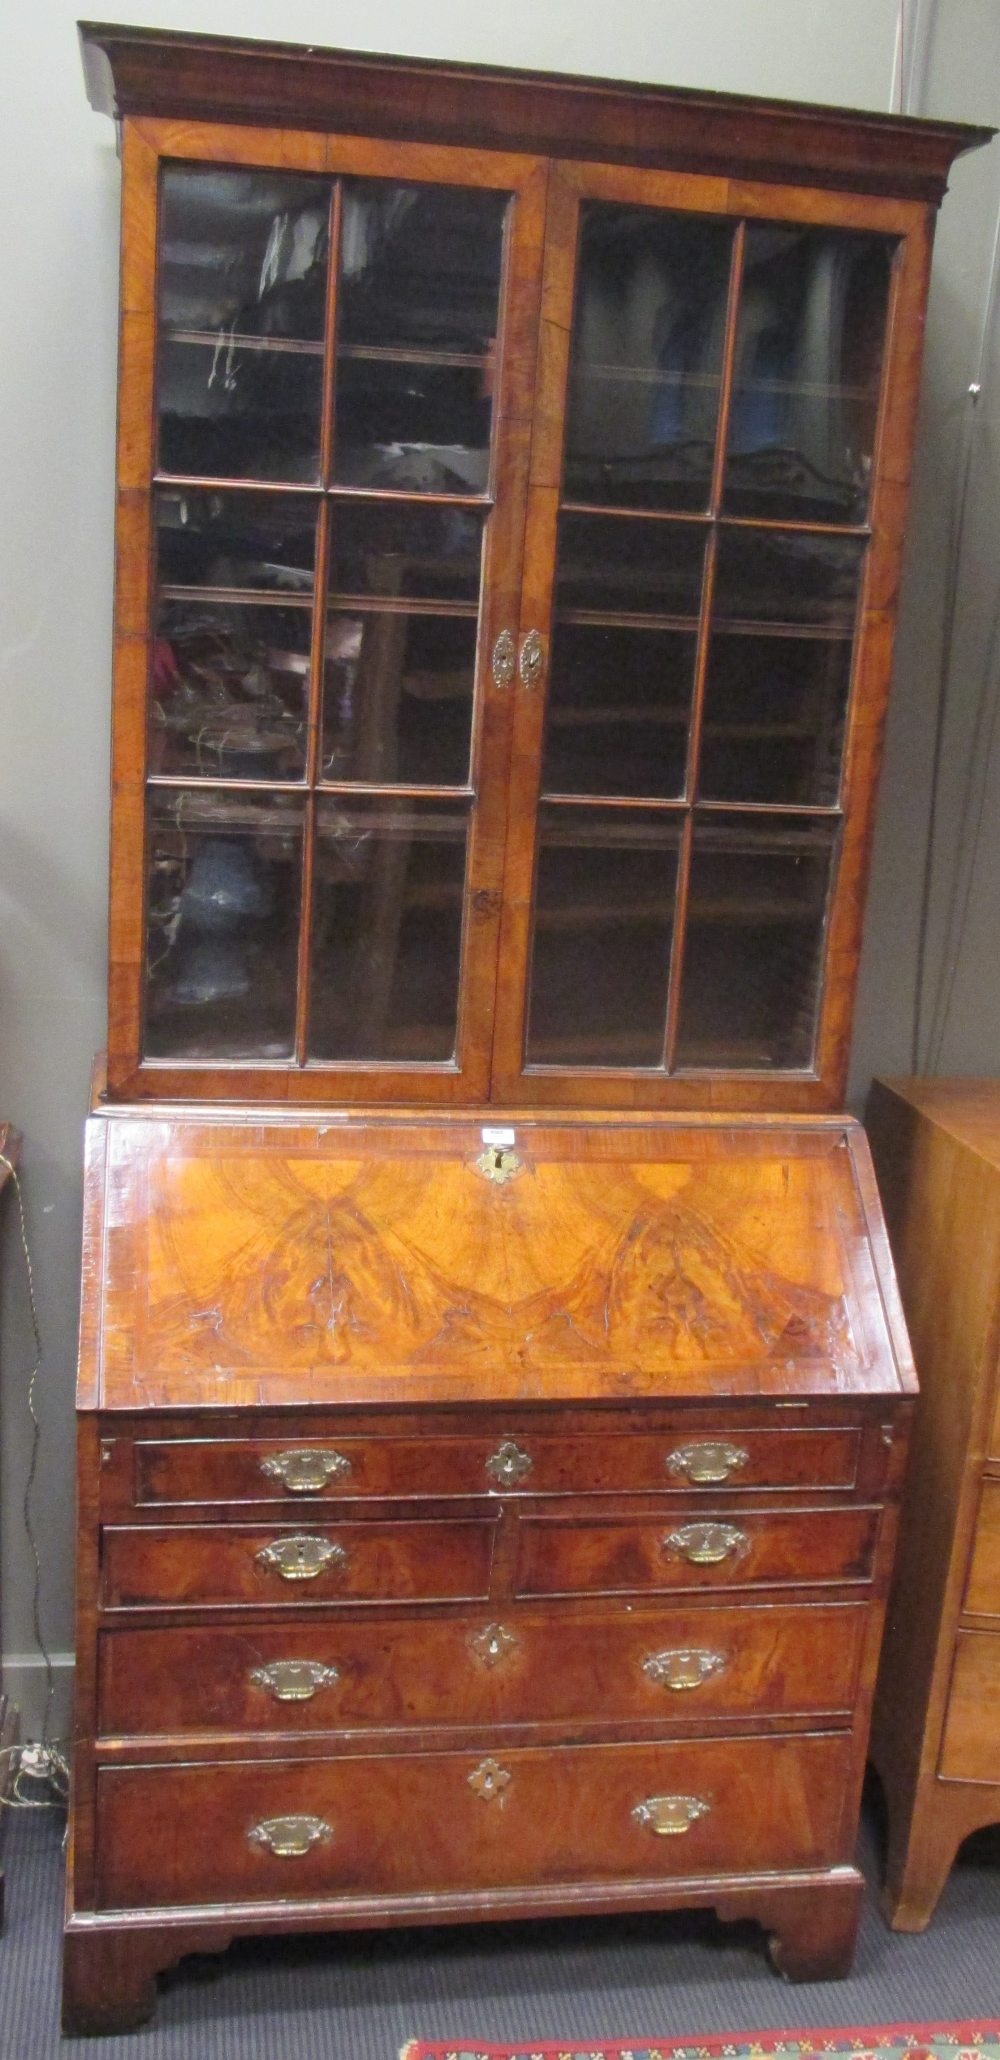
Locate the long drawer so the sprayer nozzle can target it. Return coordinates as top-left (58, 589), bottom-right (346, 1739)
top-left (94, 1730), bottom-right (853, 1911)
top-left (96, 1600), bottom-right (867, 1737)
top-left (938, 1630), bottom-right (1000, 1782)
top-left (965, 1481), bottom-right (1000, 1618)
top-left (130, 1426), bottom-right (862, 1506)
top-left (101, 1519), bottom-right (498, 1611)
top-left (514, 1508), bottom-right (879, 1597)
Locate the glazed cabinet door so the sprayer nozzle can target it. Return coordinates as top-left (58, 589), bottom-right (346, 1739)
top-left (108, 120), bottom-right (547, 1100)
top-left (491, 162), bottom-right (930, 1108)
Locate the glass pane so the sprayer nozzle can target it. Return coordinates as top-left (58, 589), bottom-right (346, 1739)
top-left (157, 167), bottom-right (330, 484)
top-left (158, 339), bottom-right (323, 483)
top-left (155, 488), bottom-right (318, 594)
top-left (725, 223), bottom-right (894, 522)
top-left (144, 789), bottom-right (304, 1061)
top-left (309, 797), bottom-right (469, 1062)
top-left (544, 517), bottom-right (705, 800)
top-left (152, 490), bottom-right (316, 780)
top-left (675, 812), bottom-right (837, 1070)
top-left (151, 602), bottom-right (310, 780)
top-left (333, 182), bottom-right (507, 494)
top-left (699, 530), bottom-right (864, 806)
top-left (323, 611), bottom-right (476, 786)
top-left (563, 207), bottom-right (735, 513)
top-left (526, 806), bottom-right (681, 1067)
top-left (323, 503), bottom-right (486, 785)
top-left (330, 500), bottom-right (484, 604)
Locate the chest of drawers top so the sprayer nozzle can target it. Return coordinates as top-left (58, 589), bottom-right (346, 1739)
top-left (79, 1104), bottom-right (912, 1415)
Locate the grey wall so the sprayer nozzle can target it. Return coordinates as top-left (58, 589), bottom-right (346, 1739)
top-left (1, 0), bottom-right (998, 1734)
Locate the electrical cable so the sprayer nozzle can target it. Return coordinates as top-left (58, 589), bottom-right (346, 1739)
top-left (0, 1151), bottom-right (68, 1812)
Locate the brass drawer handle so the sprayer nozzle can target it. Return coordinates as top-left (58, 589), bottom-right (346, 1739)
top-left (255, 1534), bottom-right (348, 1582)
top-left (250, 1659), bottom-right (341, 1702)
top-left (632, 1793), bottom-right (711, 1837)
top-left (643, 1647), bottom-right (727, 1691)
top-left (469, 1622), bottom-right (518, 1669)
top-left (662, 1522), bottom-right (750, 1567)
top-left (248, 1814), bottom-right (332, 1858)
top-left (259, 1448), bottom-right (353, 1493)
top-left (486, 1440), bottom-right (532, 1487)
top-left (491, 627), bottom-right (516, 689)
top-left (519, 628), bottom-right (545, 689)
top-left (666, 1440), bottom-right (748, 1485)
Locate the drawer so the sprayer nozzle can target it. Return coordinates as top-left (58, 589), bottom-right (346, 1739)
top-left (939, 1631), bottom-right (1000, 1783)
top-left (515, 1507), bottom-right (879, 1598)
top-left (131, 1426), bottom-right (861, 1507)
top-left (964, 1480), bottom-right (1000, 1618)
top-left (94, 1730), bottom-right (852, 1911)
top-left (97, 1600), bottom-right (867, 1737)
top-left (101, 1519), bottom-right (498, 1611)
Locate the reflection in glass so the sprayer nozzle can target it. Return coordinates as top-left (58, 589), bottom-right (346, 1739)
top-left (323, 610), bottom-right (476, 785)
top-left (151, 602), bottom-right (310, 780)
top-left (157, 167), bottom-right (330, 484)
top-left (675, 812), bottom-right (837, 1070)
top-left (155, 488), bottom-right (318, 594)
top-left (309, 798), bottom-right (469, 1061)
top-left (725, 223), bottom-right (894, 522)
top-left (144, 788), bottom-right (303, 1060)
top-left (158, 339), bottom-right (324, 482)
top-left (338, 183), bottom-right (507, 355)
top-left (329, 500), bottom-right (485, 604)
top-left (526, 806), bottom-right (681, 1066)
top-left (159, 168), bottom-right (331, 340)
top-left (698, 529), bottom-right (863, 806)
top-left (563, 207), bottom-right (735, 512)
top-left (333, 181), bottom-right (506, 495)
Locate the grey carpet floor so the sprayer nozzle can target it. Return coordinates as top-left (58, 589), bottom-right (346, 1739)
top-left (2, 1787), bottom-right (998, 2057)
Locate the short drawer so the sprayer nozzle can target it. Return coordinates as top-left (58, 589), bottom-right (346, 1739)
top-left (965, 1481), bottom-right (1000, 1617)
top-left (515, 1508), bottom-right (879, 1598)
top-left (96, 1600), bottom-right (867, 1737)
top-left (938, 1631), bottom-right (1000, 1783)
top-left (101, 1519), bottom-right (498, 1611)
top-left (94, 1730), bottom-right (852, 1911)
top-left (131, 1426), bottom-right (861, 1507)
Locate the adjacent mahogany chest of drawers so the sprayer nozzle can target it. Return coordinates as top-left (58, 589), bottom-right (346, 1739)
top-left (867, 1078), bottom-right (1000, 1927)
top-left (63, 1107), bottom-right (914, 2031)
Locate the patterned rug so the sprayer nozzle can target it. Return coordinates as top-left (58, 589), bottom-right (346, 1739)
top-left (401, 2026), bottom-right (1000, 2060)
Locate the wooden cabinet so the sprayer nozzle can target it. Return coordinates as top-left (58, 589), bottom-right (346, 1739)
top-left (867, 1079), bottom-right (1000, 1927)
top-left (65, 22), bottom-right (987, 2034)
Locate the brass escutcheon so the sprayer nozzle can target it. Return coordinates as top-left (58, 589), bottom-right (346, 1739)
top-left (469, 1623), bottom-right (518, 1669)
top-left (632, 1793), bottom-right (711, 1836)
top-left (662, 1522), bottom-right (750, 1567)
top-left (491, 628), bottom-right (516, 689)
top-left (665, 1440), bottom-right (749, 1485)
top-left (250, 1659), bottom-right (341, 1702)
top-left (642, 1647), bottom-right (727, 1692)
top-left (519, 628), bottom-right (545, 689)
top-left (485, 1440), bottom-right (532, 1487)
top-left (247, 1814), bottom-right (332, 1857)
top-left (259, 1448), bottom-right (353, 1493)
top-left (468, 1756), bottom-right (511, 1802)
top-left (475, 1144), bottom-right (522, 1184)
top-left (255, 1534), bottom-right (348, 1582)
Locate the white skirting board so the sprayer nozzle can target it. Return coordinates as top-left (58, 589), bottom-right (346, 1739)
top-left (1, 1654), bottom-right (74, 1743)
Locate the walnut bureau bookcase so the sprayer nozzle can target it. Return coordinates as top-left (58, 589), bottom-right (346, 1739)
top-left (66, 22), bottom-right (988, 2034)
